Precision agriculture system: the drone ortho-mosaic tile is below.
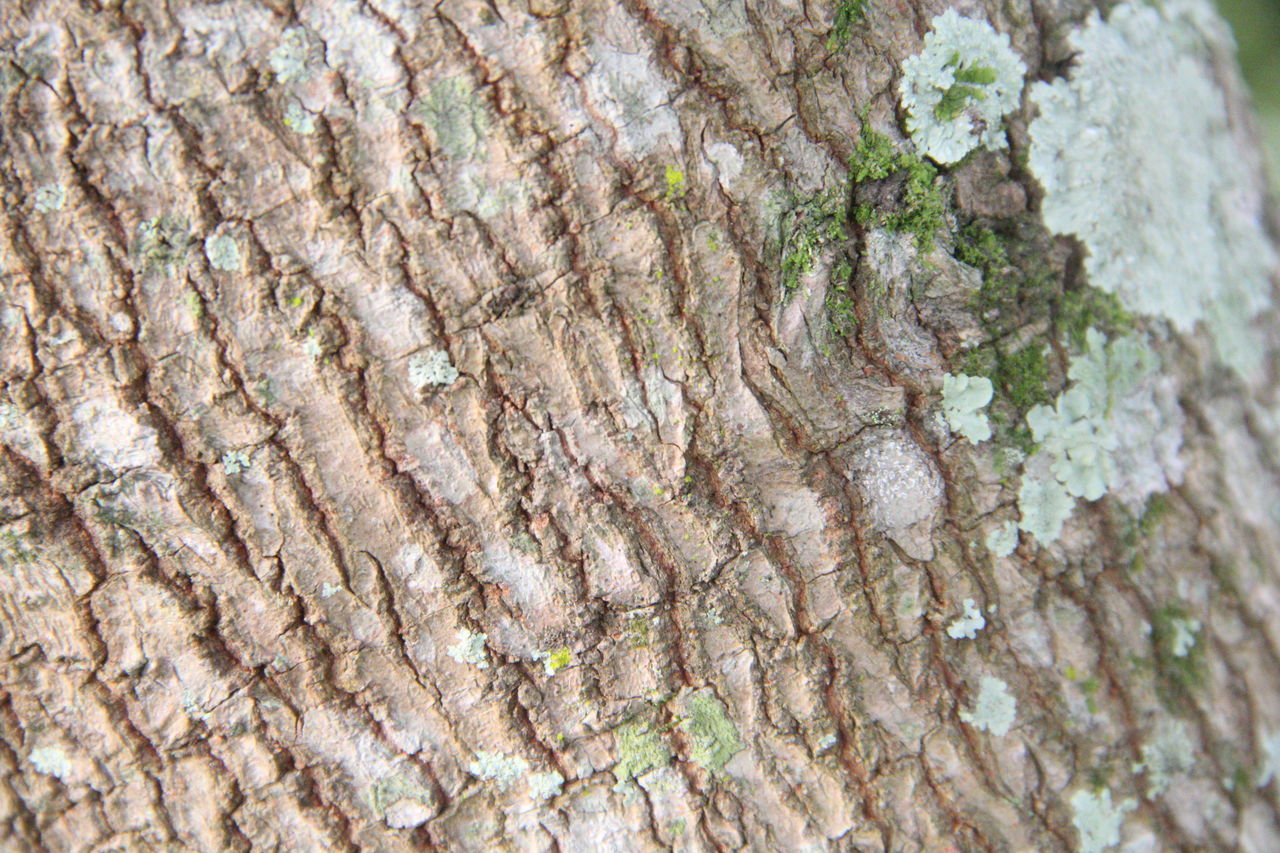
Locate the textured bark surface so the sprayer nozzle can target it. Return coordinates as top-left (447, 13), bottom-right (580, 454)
top-left (1, 0), bottom-right (1279, 851)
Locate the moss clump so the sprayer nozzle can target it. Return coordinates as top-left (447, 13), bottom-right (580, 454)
top-left (827, 0), bottom-right (868, 52)
top-left (1055, 286), bottom-right (1132, 348)
top-left (849, 128), bottom-right (946, 252)
top-left (778, 185), bottom-right (849, 293)
top-left (995, 343), bottom-right (1051, 411)
top-left (613, 717), bottom-right (672, 785)
top-left (1150, 603), bottom-right (1205, 708)
top-left (679, 692), bottom-right (744, 774)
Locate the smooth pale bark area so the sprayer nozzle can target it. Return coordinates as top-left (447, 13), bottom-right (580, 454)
top-left (1, 0), bottom-right (1278, 851)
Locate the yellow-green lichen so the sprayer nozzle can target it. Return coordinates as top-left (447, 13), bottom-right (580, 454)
top-left (612, 716), bottom-right (672, 786)
top-left (678, 691), bottom-right (744, 774)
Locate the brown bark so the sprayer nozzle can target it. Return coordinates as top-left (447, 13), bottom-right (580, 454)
top-left (0, 0), bottom-right (1278, 851)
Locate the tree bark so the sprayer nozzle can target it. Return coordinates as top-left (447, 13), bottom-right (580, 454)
top-left (1, 0), bottom-right (1278, 851)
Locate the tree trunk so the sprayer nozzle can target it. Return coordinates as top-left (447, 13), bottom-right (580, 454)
top-left (1, 0), bottom-right (1278, 850)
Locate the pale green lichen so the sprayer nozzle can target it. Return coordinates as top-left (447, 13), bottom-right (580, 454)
top-left (959, 675), bottom-right (1016, 736)
top-left (269, 27), bottom-right (309, 84)
top-left (946, 598), bottom-right (985, 640)
top-left (1027, 0), bottom-right (1275, 375)
top-left (205, 232), bottom-right (241, 272)
top-left (28, 746), bottom-right (72, 781)
top-left (1168, 616), bottom-right (1201, 658)
top-left (898, 10), bottom-right (1026, 164)
top-left (1257, 729), bottom-right (1280, 788)
top-left (467, 751), bottom-right (528, 790)
top-left (1017, 330), bottom-right (1182, 544)
top-left (986, 520), bottom-right (1019, 557)
top-left (283, 101), bottom-right (316, 135)
top-left (679, 691), bottom-right (744, 774)
top-left (33, 183), bottom-right (66, 213)
top-left (612, 716), bottom-right (672, 787)
top-left (418, 76), bottom-right (490, 161)
top-left (1134, 718), bottom-right (1195, 798)
top-left (302, 331), bottom-right (323, 360)
top-left (409, 349), bottom-right (459, 388)
top-left (221, 449), bottom-right (251, 475)
top-left (941, 373), bottom-right (993, 443)
top-left (446, 628), bottom-right (489, 669)
top-left (1017, 468), bottom-right (1075, 546)
top-left (1069, 787), bottom-right (1135, 853)
top-left (526, 770), bottom-right (564, 800)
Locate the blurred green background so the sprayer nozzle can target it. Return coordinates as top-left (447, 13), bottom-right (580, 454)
top-left (1216, 0), bottom-right (1280, 192)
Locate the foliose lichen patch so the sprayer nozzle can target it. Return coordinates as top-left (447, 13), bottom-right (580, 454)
top-left (898, 10), bottom-right (1026, 164)
top-left (1027, 0), bottom-right (1275, 375)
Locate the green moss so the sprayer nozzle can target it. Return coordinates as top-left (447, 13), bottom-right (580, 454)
top-left (679, 692), bottom-right (744, 774)
top-left (825, 260), bottom-right (857, 336)
top-left (1151, 603), bottom-right (1206, 708)
top-left (995, 343), bottom-right (1051, 410)
top-left (613, 716), bottom-right (672, 785)
top-left (827, 0), bottom-right (868, 51)
top-left (778, 185), bottom-right (849, 293)
top-left (1056, 286), bottom-right (1132, 348)
top-left (849, 128), bottom-right (946, 252)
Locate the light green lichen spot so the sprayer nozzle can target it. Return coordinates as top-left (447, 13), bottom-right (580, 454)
top-left (941, 373), bottom-right (993, 443)
top-left (527, 770), bottom-right (564, 800)
top-left (28, 746), bottom-right (72, 781)
top-left (1017, 470), bottom-right (1074, 545)
top-left (221, 449), bottom-right (251, 475)
top-left (1134, 718), bottom-right (1195, 798)
top-left (1069, 787), bottom-right (1135, 853)
top-left (959, 675), bottom-right (1016, 736)
top-left (612, 717), bottom-right (672, 787)
top-left (1168, 616), bottom-right (1201, 658)
top-left (986, 520), bottom-right (1019, 556)
top-left (1027, 0), bottom-right (1275, 376)
top-left (679, 691), bottom-right (744, 773)
top-left (283, 101), bottom-right (316, 135)
top-left (446, 628), bottom-right (489, 669)
top-left (269, 27), bottom-right (309, 84)
top-left (34, 183), bottom-right (66, 213)
top-left (898, 10), bottom-right (1026, 164)
top-left (419, 76), bottom-right (489, 161)
top-left (946, 598), bottom-right (985, 640)
top-left (468, 751), bottom-right (528, 790)
top-left (205, 232), bottom-right (241, 272)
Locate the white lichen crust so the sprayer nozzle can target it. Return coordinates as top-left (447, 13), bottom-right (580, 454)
top-left (204, 232), bottom-right (241, 272)
top-left (1069, 787), bottom-right (1135, 853)
top-left (946, 598), bottom-right (985, 640)
top-left (446, 628), bottom-right (489, 669)
top-left (467, 751), bottom-right (528, 789)
top-left (898, 10), bottom-right (1026, 164)
top-left (959, 675), bottom-right (1016, 736)
top-left (1027, 0), bottom-right (1276, 374)
top-left (409, 349), bottom-right (460, 388)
